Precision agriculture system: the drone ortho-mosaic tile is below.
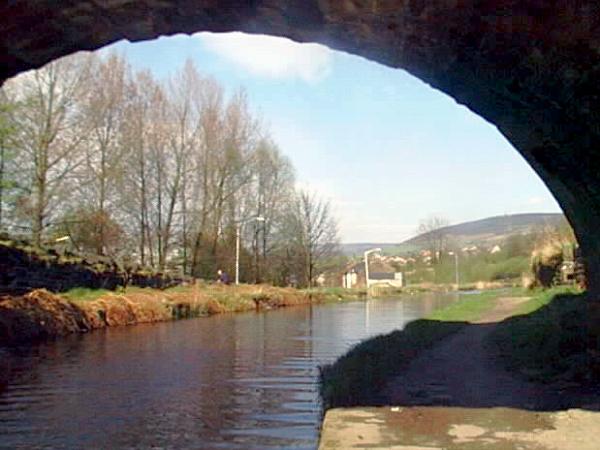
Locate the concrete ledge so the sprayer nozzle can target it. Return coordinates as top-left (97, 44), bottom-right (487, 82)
top-left (319, 406), bottom-right (600, 450)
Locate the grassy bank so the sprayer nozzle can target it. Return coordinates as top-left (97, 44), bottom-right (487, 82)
top-left (319, 289), bottom-right (514, 408)
top-left (303, 287), bottom-right (367, 302)
top-left (0, 284), bottom-right (368, 345)
top-left (406, 253), bottom-right (529, 286)
top-left (61, 285), bottom-right (368, 304)
top-left (427, 289), bottom-right (520, 322)
top-left (488, 286), bottom-right (586, 383)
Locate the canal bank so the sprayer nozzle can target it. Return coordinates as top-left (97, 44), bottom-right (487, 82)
top-left (318, 288), bottom-right (599, 449)
top-left (0, 276), bottom-right (516, 346)
top-left (0, 284), bottom-right (367, 345)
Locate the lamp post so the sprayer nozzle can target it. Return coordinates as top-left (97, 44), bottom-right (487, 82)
top-left (235, 216), bottom-right (265, 285)
top-left (364, 248), bottom-right (382, 289)
top-left (449, 251), bottom-right (459, 290)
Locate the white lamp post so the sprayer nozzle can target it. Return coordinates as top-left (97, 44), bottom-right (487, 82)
top-left (364, 248), bottom-right (382, 289)
top-left (235, 216), bottom-right (265, 285)
top-left (449, 251), bottom-right (459, 290)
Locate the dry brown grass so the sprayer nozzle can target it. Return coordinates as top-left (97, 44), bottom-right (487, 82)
top-left (0, 284), bottom-right (347, 344)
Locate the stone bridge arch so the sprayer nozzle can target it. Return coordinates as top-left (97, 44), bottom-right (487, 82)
top-left (2, 1), bottom-right (600, 293)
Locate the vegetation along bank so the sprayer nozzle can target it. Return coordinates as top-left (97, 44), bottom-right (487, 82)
top-left (0, 285), bottom-right (366, 345)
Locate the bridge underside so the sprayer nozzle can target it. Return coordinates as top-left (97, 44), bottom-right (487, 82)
top-left (2, 1), bottom-right (600, 296)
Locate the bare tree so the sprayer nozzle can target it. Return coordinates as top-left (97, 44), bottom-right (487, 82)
top-left (189, 75), bottom-right (225, 277)
top-left (0, 94), bottom-right (17, 230)
top-left (151, 61), bottom-right (200, 270)
top-left (4, 54), bottom-right (91, 246)
top-left (417, 215), bottom-right (450, 263)
top-left (75, 53), bottom-right (127, 255)
top-left (283, 191), bottom-right (339, 288)
top-left (0, 51), bottom-right (346, 285)
top-left (120, 70), bottom-right (159, 266)
top-left (189, 85), bottom-right (259, 278)
top-left (247, 138), bottom-right (295, 282)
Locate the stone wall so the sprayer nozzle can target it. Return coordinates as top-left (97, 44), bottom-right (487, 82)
top-left (0, 242), bottom-right (182, 294)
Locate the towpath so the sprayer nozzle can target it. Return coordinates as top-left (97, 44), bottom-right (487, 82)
top-left (384, 296), bottom-right (552, 409)
top-left (319, 296), bottom-right (600, 450)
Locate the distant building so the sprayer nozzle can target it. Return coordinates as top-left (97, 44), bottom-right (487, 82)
top-left (316, 273), bottom-right (327, 286)
top-left (369, 271), bottom-right (404, 288)
top-left (341, 260), bottom-right (403, 289)
top-left (342, 270), bottom-right (358, 289)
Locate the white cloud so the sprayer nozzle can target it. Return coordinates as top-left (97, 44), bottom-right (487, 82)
top-left (197, 32), bottom-right (333, 83)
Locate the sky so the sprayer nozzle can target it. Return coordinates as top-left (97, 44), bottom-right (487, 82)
top-left (104, 32), bottom-right (561, 243)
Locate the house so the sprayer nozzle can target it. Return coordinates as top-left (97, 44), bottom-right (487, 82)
top-left (369, 271), bottom-right (404, 288)
top-left (342, 269), bottom-right (359, 289)
top-left (342, 260), bottom-right (403, 289)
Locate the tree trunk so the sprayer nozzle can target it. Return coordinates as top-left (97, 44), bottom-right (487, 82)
top-left (33, 170), bottom-right (46, 247)
top-left (0, 139), bottom-right (5, 228)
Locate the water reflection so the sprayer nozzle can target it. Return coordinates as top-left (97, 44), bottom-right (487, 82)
top-left (0, 292), bottom-right (457, 449)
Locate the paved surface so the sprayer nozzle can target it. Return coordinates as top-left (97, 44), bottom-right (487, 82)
top-left (319, 406), bottom-right (600, 449)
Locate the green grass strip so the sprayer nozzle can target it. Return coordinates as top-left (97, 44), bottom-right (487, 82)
top-left (61, 287), bottom-right (112, 302)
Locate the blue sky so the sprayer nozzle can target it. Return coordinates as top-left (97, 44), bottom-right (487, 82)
top-left (105, 32), bottom-right (561, 243)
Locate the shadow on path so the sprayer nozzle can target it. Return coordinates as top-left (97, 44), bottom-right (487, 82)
top-left (321, 294), bottom-right (600, 412)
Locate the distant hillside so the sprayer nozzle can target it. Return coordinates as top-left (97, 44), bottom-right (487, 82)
top-left (341, 213), bottom-right (565, 256)
top-left (402, 213), bottom-right (565, 251)
top-left (339, 243), bottom-right (400, 257)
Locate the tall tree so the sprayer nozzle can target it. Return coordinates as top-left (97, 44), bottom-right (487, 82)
top-left (189, 76), bottom-right (225, 277)
top-left (189, 85), bottom-right (258, 278)
top-left (120, 70), bottom-right (159, 266)
top-left (4, 54), bottom-right (91, 246)
top-left (0, 94), bottom-right (17, 230)
top-left (247, 138), bottom-right (295, 283)
top-left (153, 60), bottom-right (203, 271)
top-left (76, 53), bottom-right (127, 254)
top-left (284, 191), bottom-right (339, 288)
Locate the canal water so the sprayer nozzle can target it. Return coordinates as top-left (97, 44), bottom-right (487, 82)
top-left (0, 292), bottom-right (458, 449)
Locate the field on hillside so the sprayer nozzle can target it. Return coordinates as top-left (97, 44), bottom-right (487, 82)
top-left (405, 253), bottom-right (530, 286)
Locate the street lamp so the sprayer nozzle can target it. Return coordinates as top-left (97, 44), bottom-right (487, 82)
top-left (235, 216), bottom-right (265, 285)
top-left (364, 248), bottom-right (382, 289)
top-left (448, 251), bottom-right (459, 290)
